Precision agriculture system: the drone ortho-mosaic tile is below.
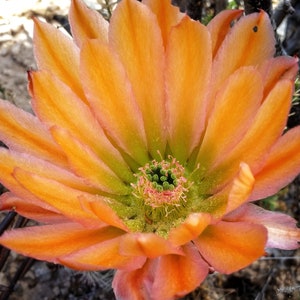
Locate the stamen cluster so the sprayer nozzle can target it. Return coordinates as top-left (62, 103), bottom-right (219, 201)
top-left (132, 157), bottom-right (188, 208)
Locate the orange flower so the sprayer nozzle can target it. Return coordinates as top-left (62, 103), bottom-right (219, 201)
top-left (0, 0), bottom-right (300, 299)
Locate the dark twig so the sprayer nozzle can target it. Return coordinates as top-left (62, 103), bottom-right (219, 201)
top-left (0, 258), bottom-right (35, 300)
top-left (0, 211), bottom-right (17, 236)
top-left (0, 214), bottom-right (33, 300)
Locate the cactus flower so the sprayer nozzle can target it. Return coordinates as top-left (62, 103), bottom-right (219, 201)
top-left (0, 0), bottom-right (299, 299)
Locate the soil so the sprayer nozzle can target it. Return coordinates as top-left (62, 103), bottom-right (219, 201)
top-left (0, 1), bottom-right (299, 299)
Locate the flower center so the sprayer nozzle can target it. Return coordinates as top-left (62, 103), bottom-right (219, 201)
top-left (132, 157), bottom-right (188, 208)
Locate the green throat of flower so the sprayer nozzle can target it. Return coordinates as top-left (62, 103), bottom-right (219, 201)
top-left (111, 156), bottom-right (198, 238)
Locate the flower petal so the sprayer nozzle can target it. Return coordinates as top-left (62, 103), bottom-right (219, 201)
top-left (29, 70), bottom-right (134, 183)
top-left (113, 244), bottom-right (209, 300)
top-left (151, 244), bottom-right (209, 300)
top-left (59, 236), bottom-right (146, 271)
top-left (168, 213), bottom-right (211, 246)
top-left (258, 56), bottom-right (298, 99)
top-left (0, 147), bottom-right (94, 197)
top-left (211, 11), bottom-right (275, 95)
top-left (0, 100), bottom-right (66, 166)
top-left (197, 67), bottom-right (263, 169)
top-left (51, 126), bottom-right (130, 195)
top-left (80, 40), bottom-right (149, 165)
top-left (113, 260), bottom-right (153, 300)
top-left (0, 222), bottom-right (122, 262)
top-left (33, 19), bottom-right (86, 102)
top-left (226, 162), bottom-right (255, 214)
top-left (224, 204), bottom-right (300, 250)
top-left (79, 194), bottom-right (128, 231)
top-left (206, 79), bottom-right (293, 191)
top-left (0, 192), bottom-right (65, 224)
top-left (194, 221), bottom-right (267, 273)
top-left (69, 0), bottom-right (108, 47)
top-left (119, 233), bottom-right (183, 258)
top-left (207, 9), bottom-right (243, 57)
top-left (12, 168), bottom-right (101, 227)
top-left (251, 126), bottom-right (300, 200)
top-left (109, 0), bottom-right (166, 159)
top-left (166, 15), bottom-right (212, 162)
top-left (143, 0), bottom-right (183, 48)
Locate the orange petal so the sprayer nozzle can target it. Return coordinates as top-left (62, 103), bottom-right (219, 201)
top-left (0, 222), bottom-right (121, 262)
top-left (80, 40), bottom-right (149, 165)
top-left (251, 126), bottom-right (300, 200)
top-left (109, 0), bottom-right (166, 159)
top-left (12, 167), bottom-right (101, 228)
top-left (0, 100), bottom-right (66, 166)
top-left (33, 18), bottom-right (86, 102)
top-left (166, 16), bottom-right (211, 162)
top-left (0, 192), bottom-right (66, 224)
top-left (211, 11), bottom-right (275, 95)
top-left (168, 213), bottom-right (211, 246)
top-left (79, 194), bottom-right (128, 231)
top-left (224, 203), bottom-right (300, 250)
top-left (207, 9), bottom-right (243, 57)
top-left (69, 0), bottom-right (108, 47)
top-left (258, 56), bottom-right (298, 99)
top-left (59, 236), bottom-right (146, 271)
top-left (143, 0), bottom-right (183, 48)
top-left (29, 70), bottom-right (133, 183)
top-left (51, 126), bottom-right (130, 195)
top-left (113, 260), bottom-right (153, 300)
top-left (206, 79), bottom-right (293, 192)
top-left (225, 162), bottom-right (255, 214)
top-left (0, 147), bottom-right (95, 197)
top-left (194, 221), bottom-right (267, 273)
top-left (197, 67), bottom-right (263, 168)
top-left (119, 233), bottom-right (183, 258)
top-left (113, 244), bottom-right (209, 300)
top-left (151, 244), bottom-right (209, 300)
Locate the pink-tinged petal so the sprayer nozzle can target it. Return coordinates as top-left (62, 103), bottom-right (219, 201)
top-left (206, 79), bottom-right (293, 192)
top-left (251, 126), bottom-right (300, 200)
top-left (0, 222), bottom-right (120, 262)
top-left (109, 0), bottom-right (166, 159)
top-left (258, 56), bottom-right (298, 99)
top-left (226, 162), bottom-right (255, 214)
top-left (113, 260), bottom-right (154, 300)
top-left (79, 194), bottom-right (128, 231)
top-left (194, 221), bottom-right (267, 273)
top-left (211, 11), bottom-right (275, 95)
top-left (80, 40), bottom-right (149, 165)
top-left (151, 244), bottom-right (209, 300)
top-left (0, 192), bottom-right (66, 224)
top-left (224, 204), bottom-right (300, 250)
top-left (0, 100), bottom-right (66, 166)
top-left (0, 147), bottom-right (96, 197)
top-left (143, 0), bottom-right (183, 48)
top-left (59, 236), bottom-right (146, 271)
top-left (119, 233), bottom-right (183, 258)
top-left (207, 9), bottom-right (243, 57)
top-left (33, 19), bottom-right (86, 102)
top-left (113, 244), bottom-right (209, 300)
top-left (29, 70), bottom-right (133, 183)
top-left (12, 168), bottom-right (101, 228)
top-left (69, 0), bottom-right (108, 47)
top-left (51, 126), bottom-right (130, 195)
top-left (197, 67), bottom-right (263, 168)
top-left (166, 16), bottom-right (212, 162)
top-left (168, 213), bottom-right (211, 246)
